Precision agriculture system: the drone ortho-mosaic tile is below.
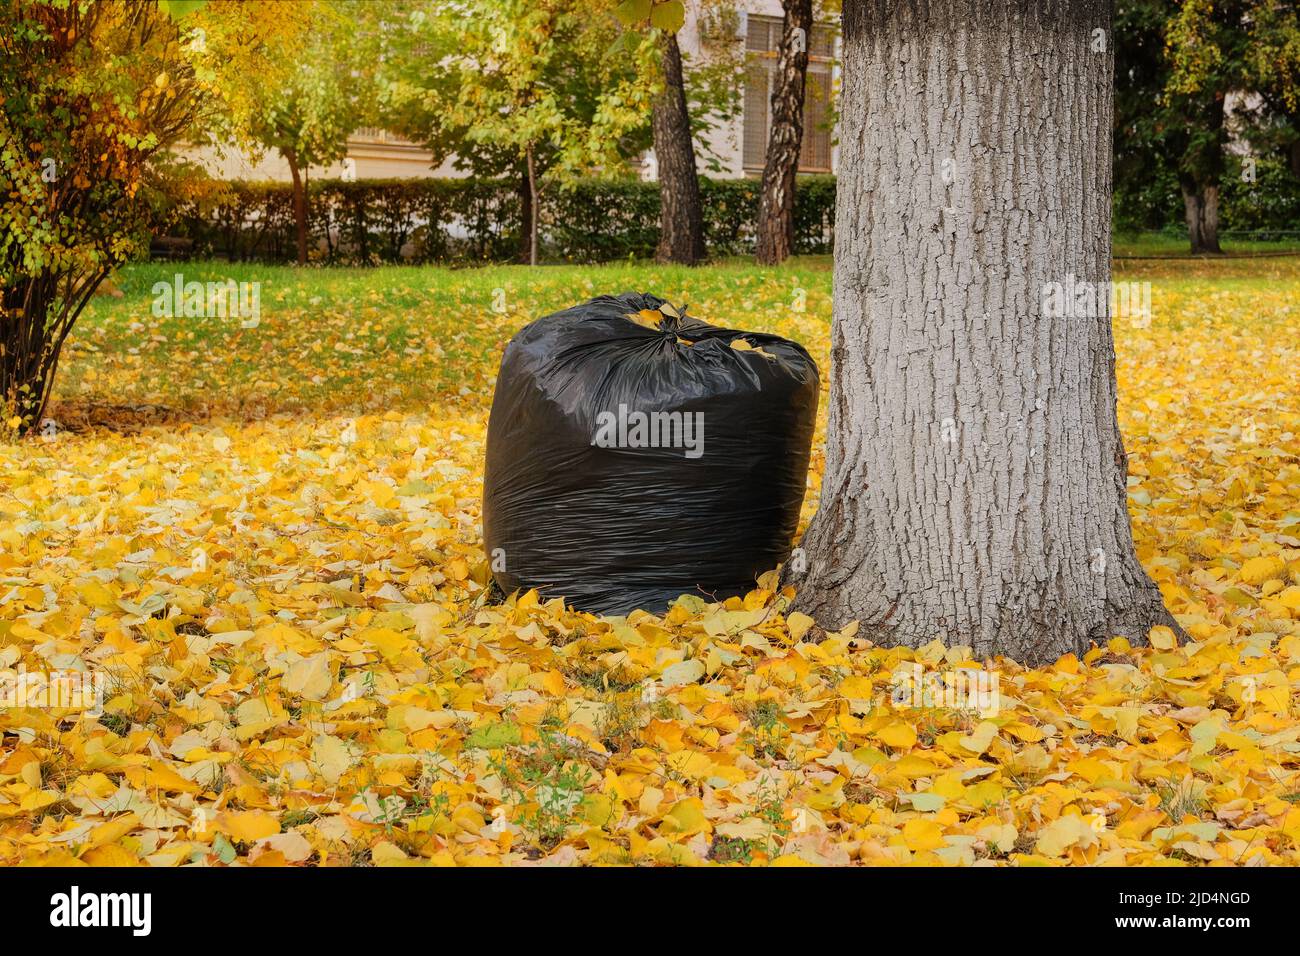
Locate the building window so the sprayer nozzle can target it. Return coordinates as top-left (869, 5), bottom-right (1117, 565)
top-left (349, 127), bottom-right (418, 147)
top-left (742, 14), bottom-right (835, 173)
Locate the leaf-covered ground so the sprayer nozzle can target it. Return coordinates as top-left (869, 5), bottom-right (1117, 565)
top-left (1, 256), bottom-right (1298, 866)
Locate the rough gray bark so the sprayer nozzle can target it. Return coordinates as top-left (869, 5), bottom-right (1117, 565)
top-left (789, 0), bottom-right (1178, 665)
top-left (755, 0), bottom-right (813, 266)
top-left (653, 32), bottom-right (706, 265)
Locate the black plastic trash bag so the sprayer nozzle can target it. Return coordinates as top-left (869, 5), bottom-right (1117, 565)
top-left (483, 292), bottom-right (819, 616)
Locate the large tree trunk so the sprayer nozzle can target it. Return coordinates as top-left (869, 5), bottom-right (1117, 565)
top-left (653, 32), bottom-right (706, 265)
top-left (790, 0), bottom-right (1177, 666)
top-left (285, 148), bottom-right (309, 266)
top-left (1181, 181), bottom-right (1222, 255)
top-left (755, 0), bottom-right (813, 266)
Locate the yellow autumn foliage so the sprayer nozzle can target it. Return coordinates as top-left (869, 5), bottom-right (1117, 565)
top-left (0, 261), bottom-right (1297, 866)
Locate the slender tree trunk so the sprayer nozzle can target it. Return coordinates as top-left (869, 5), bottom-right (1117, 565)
top-left (755, 0), bottom-right (813, 266)
top-left (1, 270), bottom-right (105, 436)
top-left (516, 166), bottom-right (533, 265)
top-left (1181, 181), bottom-right (1222, 254)
top-left (286, 148), bottom-right (308, 266)
top-left (526, 146), bottom-right (540, 267)
top-left (789, 0), bottom-right (1177, 666)
top-left (653, 32), bottom-right (706, 265)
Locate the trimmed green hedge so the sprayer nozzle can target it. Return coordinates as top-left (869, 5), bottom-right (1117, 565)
top-left (1220, 154), bottom-right (1300, 237)
top-left (165, 175), bottom-right (838, 265)
top-left (1113, 152), bottom-right (1300, 236)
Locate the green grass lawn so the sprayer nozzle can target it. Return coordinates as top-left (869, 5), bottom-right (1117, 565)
top-left (65, 258), bottom-right (838, 422)
top-left (61, 247), bottom-right (1300, 428)
top-left (1113, 232), bottom-right (1300, 258)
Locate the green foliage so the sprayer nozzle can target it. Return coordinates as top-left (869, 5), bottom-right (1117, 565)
top-left (165, 174), bottom-right (838, 264)
top-left (238, 2), bottom-right (376, 174)
top-left (1221, 153), bottom-right (1300, 233)
top-left (487, 728), bottom-right (597, 850)
top-left (0, 0), bottom-right (307, 434)
top-left (1161, 0), bottom-right (1252, 195)
top-left (380, 0), bottom-right (656, 184)
top-left (610, 0), bottom-right (746, 174)
top-left (1115, 0), bottom-right (1181, 230)
top-left (171, 178), bottom-right (523, 264)
top-left (1249, 1), bottom-right (1300, 113)
top-left (789, 173), bottom-right (837, 254)
top-left (1246, 1), bottom-right (1300, 184)
top-left (613, 0), bottom-right (686, 35)
top-left (2, 0), bottom-right (200, 283)
top-left (1115, 0), bottom-right (1300, 238)
top-left (546, 179), bottom-right (662, 260)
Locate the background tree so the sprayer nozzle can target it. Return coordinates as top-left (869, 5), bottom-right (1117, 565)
top-left (239, 2), bottom-right (373, 265)
top-left (384, 0), bottom-right (654, 265)
top-left (789, 0), bottom-right (1178, 665)
top-left (1114, 0), bottom-right (1300, 245)
top-left (617, 0), bottom-right (706, 265)
top-left (754, 0), bottom-right (813, 266)
top-left (670, 0), bottom-right (747, 176)
top-left (1245, 0), bottom-right (1300, 179)
top-left (1161, 0), bottom-right (1254, 253)
top-left (0, 0), bottom-right (303, 436)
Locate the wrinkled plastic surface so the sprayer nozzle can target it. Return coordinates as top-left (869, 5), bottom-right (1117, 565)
top-left (483, 292), bottom-right (819, 616)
